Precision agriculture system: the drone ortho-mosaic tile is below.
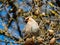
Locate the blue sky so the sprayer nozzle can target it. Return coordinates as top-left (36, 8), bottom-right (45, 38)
top-left (0, 0), bottom-right (25, 45)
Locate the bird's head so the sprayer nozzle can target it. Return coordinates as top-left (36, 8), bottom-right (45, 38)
top-left (25, 16), bottom-right (33, 23)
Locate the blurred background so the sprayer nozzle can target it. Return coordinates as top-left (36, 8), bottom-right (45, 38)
top-left (0, 0), bottom-right (60, 45)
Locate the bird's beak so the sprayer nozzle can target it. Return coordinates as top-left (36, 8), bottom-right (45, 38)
top-left (24, 20), bottom-right (27, 23)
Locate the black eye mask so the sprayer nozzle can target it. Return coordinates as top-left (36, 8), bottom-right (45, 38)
top-left (24, 18), bottom-right (29, 23)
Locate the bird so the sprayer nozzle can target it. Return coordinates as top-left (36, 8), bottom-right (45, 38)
top-left (22, 16), bottom-right (40, 38)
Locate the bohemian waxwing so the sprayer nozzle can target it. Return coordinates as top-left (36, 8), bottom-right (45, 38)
top-left (23, 16), bottom-right (40, 37)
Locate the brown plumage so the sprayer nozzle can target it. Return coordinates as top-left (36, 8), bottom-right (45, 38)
top-left (23, 16), bottom-right (40, 37)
